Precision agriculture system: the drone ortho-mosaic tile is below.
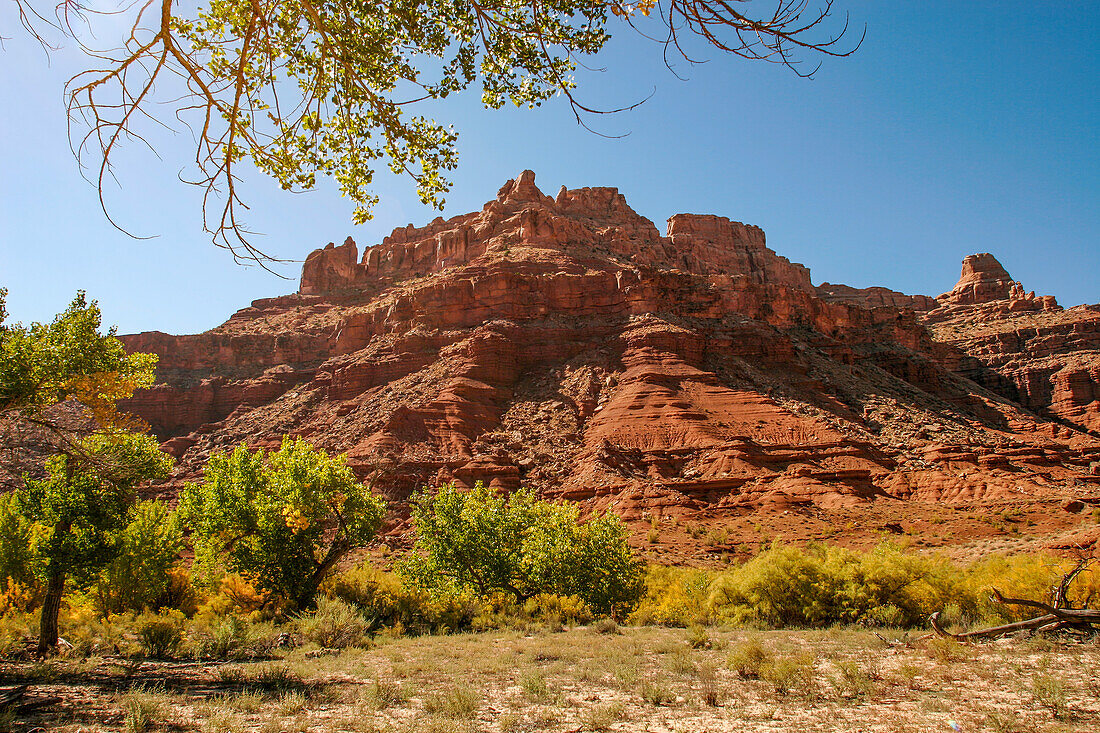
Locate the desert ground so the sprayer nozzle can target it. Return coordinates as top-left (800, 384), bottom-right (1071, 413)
top-left (4, 625), bottom-right (1098, 733)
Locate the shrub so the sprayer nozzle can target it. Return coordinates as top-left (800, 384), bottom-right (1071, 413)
top-left (760, 653), bottom-right (816, 695)
top-left (635, 544), bottom-right (1098, 632)
top-left (0, 492), bottom-right (38, 603)
top-left (181, 438), bottom-right (386, 611)
top-left (325, 564), bottom-right (479, 635)
top-left (966, 554), bottom-right (1098, 625)
top-left (523, 593), bottom-right (594, 626)
top-left (423, 687), bottom-right (480, 718)
top-left (249, 664), bottom-right (304, 695)
top-left (198, 574), bottom-right (268, 617)
top-left (137, 612), bottom-right (184, 659)
top-left (591, 618), bottom-right (621, 635)
top-left (1031, 674), bottom-right (1068, 718)
top-left (519, 671), bottom-right (553, 701)
top-left (95, 500), bottom-right (183, 615)
top-left (685, 624), bottom-right (711, 649)
top-left (158, 565), bottom-right (201, 617)
top-left (639, 679), bottom-right (675, 705)
top-left (830, 659), bottom-right (877, 699)
top-left (403, 483), bottom-right (644, 617)
top-left (728, 637), bottom-right (771, 678)
top-left (0, 610), bottom-right (35, 658)
top-left (628, 566), bottom-right (713, 627)
top-left (697, 662), bottom-right (722, 706)
top-left (60, 606), bottom-right (138, 658)
top-left (122, 687), bottom-right (163, 733)
top-left (583, 702), bottom-right (626, 731)
top-left (361, 679), bottom-right (410, 710)
top-left (295, 596), bottom-right (372, 649)
top-left (706, 542), bottom-right (971, 627)
top-left (704, 527), bottom-right (729, 547)
top-left (0, 583), bottom-right (40, 617)
top-left (187, 615), bottom-right (266, 660)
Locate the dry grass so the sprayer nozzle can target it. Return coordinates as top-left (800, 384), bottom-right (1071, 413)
top-left (2, 626), bottom-right (1098, 732)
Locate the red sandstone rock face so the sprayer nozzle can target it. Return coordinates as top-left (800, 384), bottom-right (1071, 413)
top-left (925, 301), bottom-right (1100, 434)
top-left (939, 253), bottom-right (1015, 304)
top-left (300, 238), bottom-right (362, 295)
top-left (936, 252), bottom-right (1060, 310)
top-left (119, 173), bottom-right (1100, 560)
top-left (816, 283), bottom-right (938, 311)
top-left (923, 253), bottom-right (1097, 435)
top-left (296, 170), bottom-right (814, 298)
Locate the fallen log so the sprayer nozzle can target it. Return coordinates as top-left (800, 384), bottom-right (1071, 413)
top-left (0, 684), bottom-right (29, 710)
top-left (929, 548), bottom-right (1099, 642)
top-left (928, 611), bottom-right (1067, 641)
top-left (990, 589), bottom-right (1100, 622)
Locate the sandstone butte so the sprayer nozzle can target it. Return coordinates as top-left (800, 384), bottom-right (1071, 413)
top-left (118, 171), bottom-right (1100, 563)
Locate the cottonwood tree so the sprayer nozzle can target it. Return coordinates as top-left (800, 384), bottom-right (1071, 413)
top-left (0, 289), bottom-right (158, 470)
top-left (15, 431), bottom-right (174, 655)
top-left (403, 482), bottom-right (644, 617)
top-left (11, 0), bottom-right (859, 262)
top-left (180, 437), bottom-right (387, 611)
top-left (0, 291), bottom-right (174, 652)
top-left (94, 498), bottom-right (184, 615)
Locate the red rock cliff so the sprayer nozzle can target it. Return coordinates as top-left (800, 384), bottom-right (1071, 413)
top-left (119, 172), bottom-right (1100, 560)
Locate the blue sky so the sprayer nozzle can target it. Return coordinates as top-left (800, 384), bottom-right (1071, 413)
top-left (1, 1), bottom-right (1097, 335)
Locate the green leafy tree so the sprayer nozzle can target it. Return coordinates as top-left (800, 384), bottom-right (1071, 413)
top-left (180, 437), bottom-right (387, 611)
top-left (403, 482), bottom-right (644, 617)
top-left (94, 499), bottom-right (184, 615)
top-left (0, 290), bottom-right (158, 460)
top-left (0, 291), bottom-right (170, 652)
top-left (16, 431), bottom-right (174, 654)
top-left (13, 2), bottom-right (857, 260)
top-left (0, 491), bottom-right (38, 601)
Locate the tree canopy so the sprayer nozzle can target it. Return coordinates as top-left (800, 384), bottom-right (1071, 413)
top-left (180, 437), bottom-right (387, 611)
top-left (403, 482), bottom-right (644, 617)
top-left (0, 289), bottom-right (173, 653)
top-left (0, 289), bottom-right (159, 484)
top-left (0, 289), bottom-right (157, 432)
top-left (13, 0), bottom-right (859, 262)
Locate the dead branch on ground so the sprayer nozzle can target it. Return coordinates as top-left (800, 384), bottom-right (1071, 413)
top-left (929, 546), bottom-right (1098, 642)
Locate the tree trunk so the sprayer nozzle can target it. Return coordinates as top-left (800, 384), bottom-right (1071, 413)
top-left (38, 568), bottom-right (65, 657)
top-left (293, 540), bottom-right (351, 612)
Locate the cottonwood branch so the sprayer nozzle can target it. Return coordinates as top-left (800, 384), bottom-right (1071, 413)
top-left (54, 0), bottom-right (861, 265)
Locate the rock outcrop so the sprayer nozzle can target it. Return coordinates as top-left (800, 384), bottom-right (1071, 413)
top-left (937, 252), bottom-right (1059, 311)
top-left (938, 253), bottom-right (1016, 305)
top-left (923, 253), bottom-right (1097, 434)
top-left (118, 172), bottom-right (1100, 560)
top-left (816, 283), bottom-right (938, 311)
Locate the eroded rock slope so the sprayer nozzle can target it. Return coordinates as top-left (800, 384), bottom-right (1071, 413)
top-left (119, 172), bottom-right (1100, 560)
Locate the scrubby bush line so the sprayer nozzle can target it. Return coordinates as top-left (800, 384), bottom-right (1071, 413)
top-left (630, 542), bottom-right (1100, 629)
top-left (4, 452), bottom-right (1098, 659)
top-left (0, 539), bottom-right (1096, 660)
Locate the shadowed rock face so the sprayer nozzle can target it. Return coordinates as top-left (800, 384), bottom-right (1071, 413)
top-left (923, 253), bottom-right (1099, 434)
top-left (117, 172), bottom-right (1100, 559)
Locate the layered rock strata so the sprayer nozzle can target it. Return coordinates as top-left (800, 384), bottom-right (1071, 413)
top-left (118, 172), bottom-right (1100, 559)
top-left (924, 254), bottom-right (1098, 435)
